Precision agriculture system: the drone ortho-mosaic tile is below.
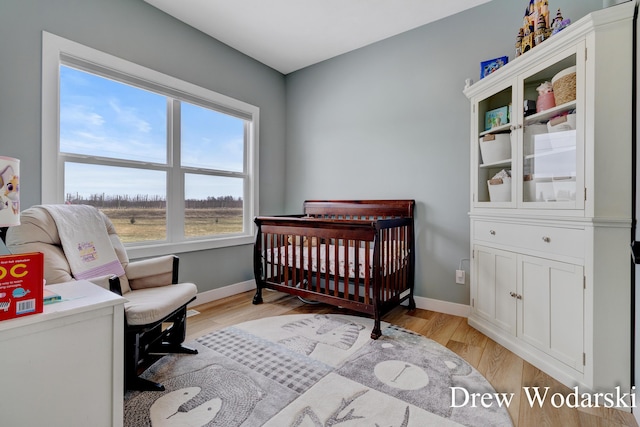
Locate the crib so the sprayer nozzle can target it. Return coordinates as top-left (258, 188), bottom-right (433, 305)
top-left (253, 200), bottom-right (416, 339)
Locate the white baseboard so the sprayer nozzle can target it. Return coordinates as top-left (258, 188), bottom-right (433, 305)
top-left (191, 280), bottom-right (471, 319)
top-left (190, 279), bottom-right (256, 307)
top-left (411, 295), bottom-right (471, 318)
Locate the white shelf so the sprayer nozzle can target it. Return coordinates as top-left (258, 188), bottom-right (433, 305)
top-left (479, 123), bottom-right (511, 137)
top-left (524, 146), bottom-right (576, 161)
top-left (524, 100), bottom-right (577, 125)
top-left (480, 158), bottom-right (512, 168)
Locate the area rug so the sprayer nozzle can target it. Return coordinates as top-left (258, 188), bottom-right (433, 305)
top-left (124, 314), bottom-right (513, 426)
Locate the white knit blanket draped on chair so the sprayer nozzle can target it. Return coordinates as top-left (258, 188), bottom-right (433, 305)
top-left (41, 204), bottom-right (125, 281)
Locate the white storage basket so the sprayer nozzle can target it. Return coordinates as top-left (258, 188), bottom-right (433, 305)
top-left (479, 133), bottom-right (511, 165)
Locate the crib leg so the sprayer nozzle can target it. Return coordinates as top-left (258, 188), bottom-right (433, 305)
top-left (408, 295), bottom-right (416, 310)
top-left (371, 318), bottom-right (382, 340)
top-left (252, 288), bottom-right (263, 304)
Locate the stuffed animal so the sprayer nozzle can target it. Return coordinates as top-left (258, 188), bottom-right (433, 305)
top-left (0, 165), bottom-right (19, 215)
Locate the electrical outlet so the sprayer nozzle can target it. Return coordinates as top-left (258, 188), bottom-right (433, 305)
top-left (455, 269), bottom-right (466, 285)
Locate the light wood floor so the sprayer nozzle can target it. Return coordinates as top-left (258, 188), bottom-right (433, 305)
top-left (186, 289), bottom-right (638, 427)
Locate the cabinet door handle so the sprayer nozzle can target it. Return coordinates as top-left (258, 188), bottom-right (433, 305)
top-left (509, 291), bottom-right (516, 298)
top-left (490, 230), bottom-right (496, 235)
top-left (516, 293), bottom-right (522, 299)
top-left (542, 236), bottom-right (551, 243)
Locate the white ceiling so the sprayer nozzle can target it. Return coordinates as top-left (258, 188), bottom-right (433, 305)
top-left (144, 0), bottom-right (492, 74)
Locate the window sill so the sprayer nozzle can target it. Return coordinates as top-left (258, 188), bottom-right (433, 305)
top-left (125, 235), bottom-right (254, 260)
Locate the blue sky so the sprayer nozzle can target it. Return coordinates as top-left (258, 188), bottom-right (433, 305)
top-left (59, 65), bottom-right (244, 200)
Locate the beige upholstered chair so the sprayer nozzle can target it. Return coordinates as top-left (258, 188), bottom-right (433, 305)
top-left (6, 205), bottom-right (198, 391)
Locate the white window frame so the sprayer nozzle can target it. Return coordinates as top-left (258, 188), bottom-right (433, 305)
top-left (42, 31), bottom-right (259, 259)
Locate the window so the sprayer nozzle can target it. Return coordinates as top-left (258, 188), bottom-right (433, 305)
top-left (42, 32), bottom-right (259, 258)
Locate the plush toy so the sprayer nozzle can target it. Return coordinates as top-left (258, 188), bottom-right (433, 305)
top-left (0, 165), bottom-right (19, 215)
top-left (551, 8), bottom-right (571, 35)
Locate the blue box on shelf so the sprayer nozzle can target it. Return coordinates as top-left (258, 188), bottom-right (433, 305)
top-left (480, 56), bottom-right (508, 79)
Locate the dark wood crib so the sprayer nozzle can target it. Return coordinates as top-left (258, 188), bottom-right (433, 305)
top-left (252, 200), bottom-right (416, 339)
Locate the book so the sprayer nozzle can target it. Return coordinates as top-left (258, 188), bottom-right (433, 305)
top-left (43, 288), bottom-right (62, 305)
top-left (0, 252), bottom-right (44, 321)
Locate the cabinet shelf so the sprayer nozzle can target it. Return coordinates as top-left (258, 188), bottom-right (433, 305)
top-left (480, 159), bottom-right (511, 168)
top-left (479, 123), bottom-right (511, 137)
top-left (524, 145), bottom-right (576, 161)
top-left (524, 101), bottom-right (577, 125)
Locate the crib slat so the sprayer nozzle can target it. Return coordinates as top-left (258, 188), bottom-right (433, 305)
top-left (364, 240), bottom-right (371, 305)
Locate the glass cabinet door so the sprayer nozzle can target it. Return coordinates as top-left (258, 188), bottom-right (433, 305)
top-left (475, 85), bottom-right (514, 206)
top-left (519, 48), bottom-right (583, 209)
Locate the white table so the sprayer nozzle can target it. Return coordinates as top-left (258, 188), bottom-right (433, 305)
top-left (0, 280), bottom-right (126, 427)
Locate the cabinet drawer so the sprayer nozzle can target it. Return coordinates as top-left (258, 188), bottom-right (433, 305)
top-left (473, 220), bottom-right (584, 259)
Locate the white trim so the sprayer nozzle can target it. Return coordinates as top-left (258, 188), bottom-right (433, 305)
top-left (189, 279), bottom-right (256, 307)
top-left (190, 279), bottom-right (472, 319)
top-left (411, 295), bottom-right (471, 318)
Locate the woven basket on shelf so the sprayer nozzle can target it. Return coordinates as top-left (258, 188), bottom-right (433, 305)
top-left (552, 67), bottom-right (576, 105)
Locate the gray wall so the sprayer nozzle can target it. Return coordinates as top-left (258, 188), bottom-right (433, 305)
top-left (0, 0), bottom-right (287, 292)
top-left (285, 0), bottom-right (603, 304)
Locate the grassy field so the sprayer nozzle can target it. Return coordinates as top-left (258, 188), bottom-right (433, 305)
top-left (102, 207), bottom-right (243, 242)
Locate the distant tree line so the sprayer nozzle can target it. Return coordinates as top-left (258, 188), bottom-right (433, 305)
top-left (65, 193), bottom-right (242, 209)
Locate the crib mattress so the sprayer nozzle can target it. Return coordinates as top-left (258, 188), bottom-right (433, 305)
top-left (264, 243), bottom-right (405, 279)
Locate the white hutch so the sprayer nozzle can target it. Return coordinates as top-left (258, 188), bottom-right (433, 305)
top-left (464, 3), bottom-right (634, 393)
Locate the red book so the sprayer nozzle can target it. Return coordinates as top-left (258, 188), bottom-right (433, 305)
top-left (0, 253), bottom-right (44, 321)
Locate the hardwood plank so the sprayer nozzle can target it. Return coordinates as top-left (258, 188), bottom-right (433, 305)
top-left (415, 312), bottom-right (464, 346)
top-left (450, 317), bottom-right (489, 348)
top-left (446, 340), bottom-right (484, 369)
top-left (477, 339), bottom-right (524, 426)
top-left (518, 362), bottom-right (581, 426)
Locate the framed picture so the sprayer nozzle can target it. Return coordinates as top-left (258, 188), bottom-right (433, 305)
top-left (480, 56), bottom-right (508, 79)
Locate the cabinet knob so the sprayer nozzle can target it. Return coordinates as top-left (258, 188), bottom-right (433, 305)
top-left (509, 291), bottom-right (516, 298)
top-left (516, 294), bottom-right (522, 300)
top-left (542, 236), bottom-right (551, 243)
top-left (490, 230), bottom-right (496, 235)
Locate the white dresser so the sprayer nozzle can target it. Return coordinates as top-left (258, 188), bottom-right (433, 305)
top-left (0, 280), bottom-right (126, 427)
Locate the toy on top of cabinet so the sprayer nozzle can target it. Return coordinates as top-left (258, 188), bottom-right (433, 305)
top-left (515, 1), bottom-right (570, 57)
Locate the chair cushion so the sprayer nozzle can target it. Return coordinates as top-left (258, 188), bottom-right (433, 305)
top-left (123, 282), bottom-right (197, 326)
top-left (126, 255), bottom-right (175, 290)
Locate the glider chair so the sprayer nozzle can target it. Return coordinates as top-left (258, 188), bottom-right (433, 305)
top-left (6, 205), bottom-right (198, 391)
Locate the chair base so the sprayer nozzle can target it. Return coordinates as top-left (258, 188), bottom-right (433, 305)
top-left (149, 343), bottom-right (198, 356)
top-left (125, 301), bottom-right (198, 391)
top-left (128, 377), bottom-right (166, 392)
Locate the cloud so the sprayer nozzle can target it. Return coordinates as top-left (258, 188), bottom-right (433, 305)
top-left (61, 104), bottom-right (105, 127)
top-left (108, 99), bottom-right (152, 133)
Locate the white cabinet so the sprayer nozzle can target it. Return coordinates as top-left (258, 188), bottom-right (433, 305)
top-left (0, 281), bottom-right (126, 427)
top-left (518, 255), bottom-right (584, 373)
top-left (473, 245), bottom-right (584, 375)
top-left (465, 3), bottom-right (634, 394)
top-left (473, 245), bottom-right (516, 335)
